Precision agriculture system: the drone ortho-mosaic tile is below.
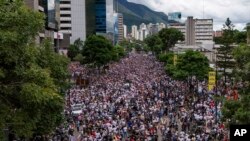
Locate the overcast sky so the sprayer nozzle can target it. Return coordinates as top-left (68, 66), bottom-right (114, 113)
top-left (127, 0), bottom-right (250, 31)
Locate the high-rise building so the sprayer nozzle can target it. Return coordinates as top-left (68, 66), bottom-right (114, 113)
top-left (140, 23), bottom-right (147, 29)
top-left (168, 12), bottom-right (181, 22)
top-left (131, 25), bottom-right (138, 39)
top-left (59, 0), bottom-right (71, 35)
top-left (169, 23), bottom-right (186, 35)
top-left (148, 24), bottom-right (159, 35)
top-left (138, 23), bottom-right (149, 41)
top-left (117, 13), bottom-right (124, 43)
top-left (24, 0), bottom-right (62, 50)
top-left (85, 0), bottom-right (96, 36)
top-left (158, 23), bottom-right (166, 31)
top-left (71, 0), bottom-right (86, 44)
top-left (247, 23), bottom-right (250, 45)
top-left (138, 28), bottom-right (148, 41)
top-left (85, 0), bottom-right (115, 43)
top-left (186, 16), bottom-right (195, 45)
top-left (59, 0), bottom-right (71, 48)
top-left (195, 19), bottom-right (213, 44)
top-left (123, 25), bottom-right (127, 39)
top-left (113, 13), bottom-right (124, 44)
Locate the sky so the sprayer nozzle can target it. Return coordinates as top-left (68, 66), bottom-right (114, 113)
top-left (128, 0), bottom-right (250, 31)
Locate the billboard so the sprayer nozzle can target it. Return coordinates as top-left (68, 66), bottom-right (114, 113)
top-left (208, 71), bottom-right (216, 91)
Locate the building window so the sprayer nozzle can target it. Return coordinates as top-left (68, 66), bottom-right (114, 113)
top-left (60, 1), bottom-right (70, 4)
top-left (60, 14), bottom-right (71, 17)
top-left (61, 21), bottom-right (71, 24)
top-left (61, 27), bottom-right (71, 30)
top-left (60, 8), bottom-right (71, 10)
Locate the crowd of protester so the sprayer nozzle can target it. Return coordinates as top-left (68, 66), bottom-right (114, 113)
top-left (61, 52), bottom-right (236, 141)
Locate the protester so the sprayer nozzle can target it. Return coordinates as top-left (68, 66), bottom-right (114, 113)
top-left (63, 52), bottom-right (229, 141)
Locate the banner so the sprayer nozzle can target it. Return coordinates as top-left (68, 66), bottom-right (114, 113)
top-left (208, 71), bottom-right (216, 91)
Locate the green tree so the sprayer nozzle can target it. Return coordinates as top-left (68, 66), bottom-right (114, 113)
top-left (164, 50), bottom-right (209, 80)
top-left (177, 50), bottom-right (210, 80)
top-left (37, 39), bottom-right (70, 94)
top-left (213, 36), bottom-right (223, 44)
top-left (144, 34), bottom-right (163, 55)
top-left (67, 38), bottom-right (83, 60)
top-left (158, 28), bottom-right (184, 51)
top-left (233, 30), bottom-right (247, 44)
top-left (222, 44), bottom-right (250, 124)
top-left (73, 53), bottom-right (84, 62)
top-left (0, 0), bottom-right (68, 139)
top-left (81, 35), bottom-right (113, 69)
top-left (119, 39), bottom-right (133, 52)
top-left (216, 18), bottom-right (236, 83)
top-left (110, 45), bottom-right (125, 62)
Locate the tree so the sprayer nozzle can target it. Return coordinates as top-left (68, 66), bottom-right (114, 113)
top-left (73, 53), bottom-right (84, 62)
top-left (144, 34), bottom-right (163, 55)
top-left (222, 44), bottom-right (250, 124)
top-left (67, 38), bottom-right (83, 60)
top-left (37, 39), bottom-right (70, 94)
top-left (216, 18), bottom-right (236, 83)
top-left (176, 50), bottom-right (209, 80)
top-left (158, 28), bottom-right (184, 51)
top-left (119, 39), bottom-right (133, 52)
top-left (110, 45), bottom-right (125, 62)
top-left (81, 35), bottom-right (113, 69)
top-left (164, 50), bottom-right (209, 80)
top-left (233, 30), bottom-right (247, 44)
top-left (213, 36), bottom-right (223, 44)
top-left (0, 0), bottom-right (68, 139)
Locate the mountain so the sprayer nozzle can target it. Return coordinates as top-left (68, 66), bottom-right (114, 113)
top-left (117, 0), bottom-right (168, 29)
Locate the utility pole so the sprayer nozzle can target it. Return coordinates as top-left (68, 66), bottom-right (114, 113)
top-left (215, 52), bottom-right (218, 124)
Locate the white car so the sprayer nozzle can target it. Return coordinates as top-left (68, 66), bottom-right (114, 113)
top-left (71, 104), bottom-right (83, 115)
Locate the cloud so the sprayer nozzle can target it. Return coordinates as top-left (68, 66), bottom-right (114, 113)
top-left (127, 0), bottom-right (250, 30)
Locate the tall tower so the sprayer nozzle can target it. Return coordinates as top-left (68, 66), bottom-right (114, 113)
top-left (131, 25), bottom-right (138, 39)
top-left (123, 25), bottom-right (127, 38)
top-left (118, 13), bottom-right (124, 43)
top-left (71, 0), bottom-right (86, 43)
top-left (186, 16), bottom-right (195, 45)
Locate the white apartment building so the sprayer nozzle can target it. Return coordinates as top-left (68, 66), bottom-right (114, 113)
top-left (123, 25), bottom-right (127, 38)
top-left (71, 0), bottom-right (86, 43)
top-left (138, 23), bottom-right (149, 41)
top-left (131, 25), bottom-right (138, 40)
top-left (195, 19), bottom-right (213, 44)
top-left (169, 23), bottom-right (186, 36)
top-left (59, 0), bottom-right (71, 35)
top-left (138, 28), bottom-right (149, 41)
top-left (169, 17), bottom-right (213, 45)
top-left (158, 23), bottom-right (166, 31)
top-left (60, 0), bottom-right (86, 44)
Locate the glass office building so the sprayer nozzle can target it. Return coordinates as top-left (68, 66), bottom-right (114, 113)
top-left (96, 0), bottom-right (106, 33)
top-left (86, 0), bottom-right (114, 43)
top-left (113, 13), bottom-right (119, 45)
top-left (168, 12), bottom-right (182, 22)
top-left (45, 0), bottom-right (60, 30)
top-left (86, 0), bottom-right (96, 36)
